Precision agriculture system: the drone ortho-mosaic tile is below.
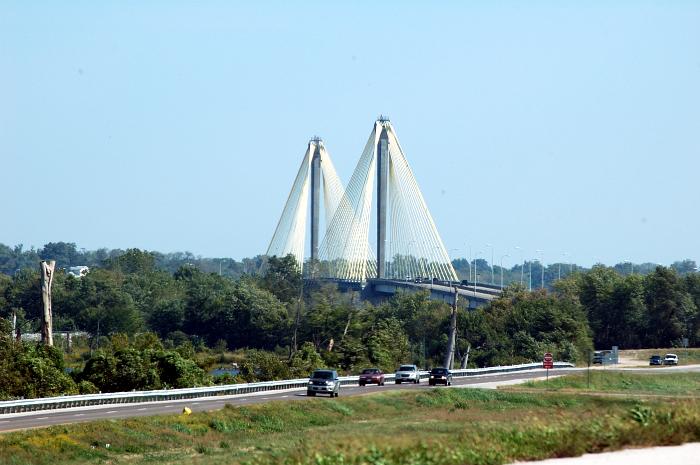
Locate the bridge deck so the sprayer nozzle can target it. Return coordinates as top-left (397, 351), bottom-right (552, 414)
top-left (308, 278), bottom-right (502, 308)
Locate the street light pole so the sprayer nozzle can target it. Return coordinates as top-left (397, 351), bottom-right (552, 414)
top-left (466, 244), bottom-right (472, 282)
top-left (561, 252), bottom-right (569, 280)
top-left (536, 249), bottom-right (544, 289)
top-left (528, 260), bottom-right (532, 291)
top-left (515, 246), bottom-right (524, 286)
top-left (474, 251), bottom-right (482, 296)
top-left (500, 254), bottom-right (510, 290)
top-left (487, 243), bottom-right (495, 285)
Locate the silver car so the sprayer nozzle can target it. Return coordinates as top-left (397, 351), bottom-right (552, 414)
top-left (394, 364), bottom-right (420, 384)
top-left (307, 369), bottom-right (340, 397)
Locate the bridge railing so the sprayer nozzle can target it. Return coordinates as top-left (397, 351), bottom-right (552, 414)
top-left (0, 362), bottom-right (573, 415)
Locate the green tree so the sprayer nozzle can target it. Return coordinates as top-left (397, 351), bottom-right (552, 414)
top-left (289, 341), bottom-right (325, 377)
top-left (644, 266), bottom-right (697, 347)
top-left (577, 266), bottom-right (646, 349)
top-left (261, 255), bottom-right (302, 304)
top-left (39, 242), bottom-right (80, 268)
top-left (238, 350), bottom-right (291, 382)
top-left (684, 274), bottom-right (700, 345)
top-left (103, 249), bottom-right (156, 274)
top-left (365, 318), bottom-right (410, 371)
top-left (0, 320), bottom-right (77, 400)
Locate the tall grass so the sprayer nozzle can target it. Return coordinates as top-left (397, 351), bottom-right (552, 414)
top-left (0, 387), bottom-right (698, 465)
top-left (516, 371), bottom-right (700, 395)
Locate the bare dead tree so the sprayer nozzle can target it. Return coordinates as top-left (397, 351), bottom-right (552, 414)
top-left (443, 287), bottom-right (458, 369)
top-left (461, 344), bottom-right (471, 369)
top-left (40, 260), bottom-right (56, 346)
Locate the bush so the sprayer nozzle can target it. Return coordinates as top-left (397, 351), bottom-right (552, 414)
top-left (0, 338), bottom-right (78, 400)
top-left (77, 380), bottom-right (99, 394)
top-left (80, 346), bottom-right (211, 392)
top-left (238, 350), bottom-right (291, 382)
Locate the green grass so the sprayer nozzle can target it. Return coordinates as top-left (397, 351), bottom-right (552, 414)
top-left (1, 387), bottom-right (699, 465)
top-left (513, 371), bottom-right (700, 396)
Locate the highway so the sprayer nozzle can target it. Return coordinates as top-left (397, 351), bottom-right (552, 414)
top-left (0, 368), bottom-right (578, 432)
top-left (2, 365), bottom-right (698, 433)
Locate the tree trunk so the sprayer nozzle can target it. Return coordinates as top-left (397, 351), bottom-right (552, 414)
top-left (40, 260), bottom-right (56, 347)
top-left (290, 297), bottom-right (302, 359)
top-left (461, 344), bottom-right (471, 369)
top-left (340, 310), bottom-right (353, 345)
top-left (443, 287), bottom-right (458, 369)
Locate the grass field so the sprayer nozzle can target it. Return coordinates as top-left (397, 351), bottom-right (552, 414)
top-left (1, 380), bottom-right (700, 465)
top-left (512, 371), bottom-right (700, 396)
top-left (619, 348), bottom-right (700, 366)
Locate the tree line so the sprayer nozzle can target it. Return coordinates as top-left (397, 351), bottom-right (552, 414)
top-left (0, 245), bottom-right (698, 400)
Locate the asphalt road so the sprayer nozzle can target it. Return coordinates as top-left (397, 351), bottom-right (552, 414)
top-left (2, 365), bottom-right (698, 433)
top-left (0, 368), bottom-right (578, 432)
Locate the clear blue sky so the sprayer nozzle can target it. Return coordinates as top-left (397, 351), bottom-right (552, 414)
top-left (2, 1), bottom-right (699, 267)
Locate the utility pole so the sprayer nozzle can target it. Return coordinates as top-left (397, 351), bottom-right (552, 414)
top-left (40, 260), bottom-right (56, 346)
top-left (443, 287), bottom-right (458, 369)
top-left (487, 244), bottom-right (495, 285)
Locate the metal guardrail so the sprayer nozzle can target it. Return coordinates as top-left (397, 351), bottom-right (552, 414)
top-left (0, 361), bottom-right (573, 415)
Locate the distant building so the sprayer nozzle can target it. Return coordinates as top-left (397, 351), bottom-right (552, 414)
top-left (67, 266), bottom-right (90, 278)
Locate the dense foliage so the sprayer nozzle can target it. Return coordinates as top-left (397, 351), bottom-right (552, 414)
top-left (0, 319), bottom-right (77, 399)
top-left (0, 241), bottom-right (699, 399)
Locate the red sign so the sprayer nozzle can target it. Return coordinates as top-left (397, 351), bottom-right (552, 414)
top-left (543, 352), bottom-right (554, 369)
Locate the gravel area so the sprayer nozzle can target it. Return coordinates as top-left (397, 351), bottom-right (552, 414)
top-left (510, 443), bottom-right (700, 464)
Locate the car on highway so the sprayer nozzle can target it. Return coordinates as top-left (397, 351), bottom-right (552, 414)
top-left (358, 368), bottom-right (385, 386)
top-left (663, 353), bottom-right (679, 366)
top-left (307, 369), bottom-right (340, 397)
top-left (395, 364), bottom-right (420, 384)
top-left (428, 367), bottom-right (452, 386)
top-left (649, 354), bottom-right (663, 366)
top-left (592, 351), bottom-right (604, 364)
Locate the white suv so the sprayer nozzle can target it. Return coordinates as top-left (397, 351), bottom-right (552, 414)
top-left (395, 364), bottom-right (420, 384)
top-left (663, 354), bottom-right (679, 366)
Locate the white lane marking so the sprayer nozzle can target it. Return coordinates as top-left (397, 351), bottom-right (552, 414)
top-left (36, 417), bottom-right (49, 420)
top-left (73, 414), bottom-right (85, 417)
top-left (105, 410), bottom-right (118, 414)
top-left (280, 395), bottom-right (289, 398)
top-left (192, 402), bottom-right (200, 405)
top-left (137, 408), bottom-right (148, 411)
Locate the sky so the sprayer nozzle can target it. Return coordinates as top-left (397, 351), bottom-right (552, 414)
top-left (2, 1), bottom-right (699, 268)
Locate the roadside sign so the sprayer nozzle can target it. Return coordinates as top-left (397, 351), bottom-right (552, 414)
top-left (543, 352), bottom-right (554, 369)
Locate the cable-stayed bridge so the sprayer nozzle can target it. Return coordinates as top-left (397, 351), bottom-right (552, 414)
top-left (267, 118), bottom-right (499, 306)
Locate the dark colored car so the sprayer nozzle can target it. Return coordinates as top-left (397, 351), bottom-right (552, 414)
top-left (649, 355), bottom-right (663, 366)
top-left (592, 351), bottom-right (604, 364)
top-left (359, 368), bottom-right (385, 386)
top-left (307, 369), bottom-right (340, 397)
top-left (428, 368), bottom-right (452, 386)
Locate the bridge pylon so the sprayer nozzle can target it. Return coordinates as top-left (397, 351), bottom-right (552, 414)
top-left (266, 138), bottom-right (344, 275)
top-left (319, 118), bottom-right (458, 283)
